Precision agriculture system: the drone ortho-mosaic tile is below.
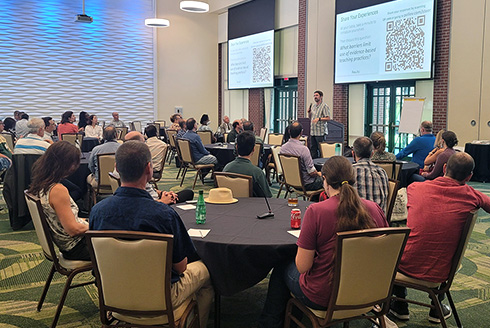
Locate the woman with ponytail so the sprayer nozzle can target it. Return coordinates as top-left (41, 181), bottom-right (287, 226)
top-left (258, 156), bottom-right (388, 328)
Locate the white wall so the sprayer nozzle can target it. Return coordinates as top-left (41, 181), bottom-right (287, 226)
top-left (348, 84), bottom-right (365, 145)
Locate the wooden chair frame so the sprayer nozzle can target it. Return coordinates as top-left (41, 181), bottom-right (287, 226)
top-left (151, 146), bottom-right (169, 190)
top-left (89, 153), bottom-right (115, 205)
top-left (278, 154), bottom-right (323, 201)
top-left (268, 133), bottom-right (283, 146)
top-left (213, 172), bottom-right (253, 197)
top-left (108, 172), bottom-right (121, 194)
top-left (393, 212), bottom-right (478, 328)
top-left (285, 227), bottom-right (411, 328)
top-left (373, 161), bottom-right (403, 181)
top-left (130, 121), bottom-right (142, 132)
top-left (177, 138), bottom-right (215, 189)
top-left (24, 191), bottom-right (95, 328)
top-left (115, 127), bottom-right (128, 140)
top-left (386, 179), bottom-right (400, 225)
top-left (259, 127), bottom-right (267, 142)
top-left (250, 143), bottom-right (262, 166)
top-left (1, 132), bottom-right (15, 151)
top-left (166, 129), bottom-right (178, 164)
top-left (320, 142), bottom-right (341, 158)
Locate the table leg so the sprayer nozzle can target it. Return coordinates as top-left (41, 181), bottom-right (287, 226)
top-left (214, 292), bottom-right (221, 328)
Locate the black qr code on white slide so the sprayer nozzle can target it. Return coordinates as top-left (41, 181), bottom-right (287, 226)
top-left (385, 16), bottom-right (425, 72)
top-left (252, 45), bottom-right (272, 83)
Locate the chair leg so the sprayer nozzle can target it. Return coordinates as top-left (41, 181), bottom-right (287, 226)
top-left (447, 291), bottom-right (462, 328)
top-left (276, 183), bottom-right (284, 198)
top-left (429, 291), bottom-right (448, 328)
top-left (38, 263), bottom-right (56, 311)
top-left (193, 170), bottom-right (200, 189)
top-left (50, 272), bottom-right (77, 328)
top-left (180, 167), bottom-right (187, 187)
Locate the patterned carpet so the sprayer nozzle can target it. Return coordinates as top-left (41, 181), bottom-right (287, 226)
top-left (0, 162), bottom-right (489, 327)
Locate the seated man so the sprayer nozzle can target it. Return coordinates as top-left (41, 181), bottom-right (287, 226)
top-left (224, 131), bottom-right (272, 198)
top-left (87, 126), bottom-right (120, 188)
top-left (14, 118), bottom-right (50, 155)
top-left (352, 137), bottom-right (389, 211)
top-left (279, 122), bottom-right (323, 191)
top-left (226, 119), bottom-right (242, 143)
top-left (169, 113), bottom-right (183, 131)
top-left (391, 152), bottom-right (490, 323)
top-left (182, 118), bottom-right (218, 166)
top-left (109, 111), bottom-right (126, 128)
top-left (396, 121), bottom-right (436, 168)
top-left (89, 141), bottom-right (213, 328)
top-left (243, 121), bottom-right (263, 144)
top-left (42, 116), bottom-right (56, 143)
top-left (218, 115), bottom-right (232, 134)
top-left (144, 124), bottom-right (168, 176)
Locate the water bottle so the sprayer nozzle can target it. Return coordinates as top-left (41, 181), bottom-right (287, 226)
top-left (335, 143), bottom-right (341, 156)
top-left (196, 190), bottom-right (206, 224)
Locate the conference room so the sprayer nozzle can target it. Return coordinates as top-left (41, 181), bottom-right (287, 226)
top-left (1, 0), bottom-right (490, 327)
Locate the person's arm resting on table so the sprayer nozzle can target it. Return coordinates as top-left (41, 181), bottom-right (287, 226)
top-left (50, 184), bottom-right (88, 237)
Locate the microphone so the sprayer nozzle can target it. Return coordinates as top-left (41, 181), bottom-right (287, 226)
top-left (308, 103), bottom-right (312, 113)
top-left (256, 183), bottom-right (274, 219)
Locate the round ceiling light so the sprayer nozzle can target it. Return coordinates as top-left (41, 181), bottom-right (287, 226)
top-left (180, 1), bottom-right (209, 13)
top-left (145, 18), bottom-right (170, 27)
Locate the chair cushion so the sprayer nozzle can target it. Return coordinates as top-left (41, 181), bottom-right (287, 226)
top-left (58, 253), bottom-right (92, 270)
top-left (395, 271), bottom-right (441, 288)
top-left (194, 164), bottom-right (214, 169)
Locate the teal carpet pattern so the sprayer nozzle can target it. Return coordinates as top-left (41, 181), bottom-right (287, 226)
top-left (0, 162), bottom-right (489, 327)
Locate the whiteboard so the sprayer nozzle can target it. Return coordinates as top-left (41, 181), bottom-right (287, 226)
top-left (398, 98), bottom-right (425, 134)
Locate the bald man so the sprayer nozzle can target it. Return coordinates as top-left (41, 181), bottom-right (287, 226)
top-left (109, 111), bottom-right (126, 128)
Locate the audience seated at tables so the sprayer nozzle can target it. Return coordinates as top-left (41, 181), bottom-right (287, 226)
top-left (84, 115), bottom-right (103, 140)
top-left (352, 137), bottom-right (389, 211)
top-left (217, 115), bottom-right (232, 134)
top-left (89, 141), bottom-right (213, 328)
top-left (391, 152), bottom-right (490, 323)
top-left (109, 111), bottom-right (125, 128)
top-left (396, 121), bottom-right (435, 168)
top-left (370, 131), bottom-right (396, 161)
top-left (42, 117), bottom-right (56, 142)
top-left (3, 117), bottom-right (17, 139)
top-left (78, 111), bottom-right (90, 131)
top-left (87, 126), bottom-right (120, 189)
top-left (226, 119), bottom-right (243, 143)
top-left (169, 113), bottom-right (183, 130)
top-left (144, 125), bottom-right (167, 174)
top-left (421, 131), bottom-right (458, 180)
top-left (15, 112), bottom-right (30, 138)
top-left (258, 156), bottom-right (388, 328)
top-left (0, 119), bottom-right (12, 171)
top-left (279, 122), bottom-right (323, 191)
top-left (57, 111), bottom-right (80, 136)
top-left (223, 131), bottom-right (272, 198)
top-left (14, 118), bottom-right (51, 155)
top-left (28, 141), bottom-right (90, 260)
top-left (182, 118), bottom-right (218, 166)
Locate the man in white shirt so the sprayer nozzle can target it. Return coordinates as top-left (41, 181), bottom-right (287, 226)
top-left (15, 112), bottom-right (30, 138)
top-left (144, 125), bottom-right (168, 176)
top-left (14, 118), bottom-right (51, 155)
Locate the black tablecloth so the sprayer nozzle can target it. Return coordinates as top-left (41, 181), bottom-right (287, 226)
top-left (81, 138), bottom-right (100, 152)
top-left (205, 143), bottom-right (272, 169)
top-left (67, 152), bottom-right (91, 195)
top-left (313, 158), bottom-right (419, 188)
top-left (465, 143), bottom-right (490, 182)
top-left (174, 198), bottom-right (306, 296)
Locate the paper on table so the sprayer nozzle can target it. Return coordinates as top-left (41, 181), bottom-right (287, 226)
top-left (188, 229), bottom-right (211, 238)
top-left (288, 230), bottom-right (301, 238)
top-left (176, 204), bottom-right (196, 210)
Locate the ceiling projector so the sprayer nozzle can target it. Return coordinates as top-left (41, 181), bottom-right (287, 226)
top-left (75, 14), bottom-right (93, 23)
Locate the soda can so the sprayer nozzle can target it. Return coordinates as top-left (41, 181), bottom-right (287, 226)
top-left (290, 208), bottom-right (301, 229)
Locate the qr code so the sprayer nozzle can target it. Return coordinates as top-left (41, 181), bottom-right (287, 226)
top-left (385, 16), bottom-right (425, 71)
top-left (252, 45), bottom-right (272, 83)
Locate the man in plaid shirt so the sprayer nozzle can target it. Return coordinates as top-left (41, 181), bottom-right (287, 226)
top-left (352, 137), bottom-right (389, 212)
top-left (308, 90), bottom-right (331, 159)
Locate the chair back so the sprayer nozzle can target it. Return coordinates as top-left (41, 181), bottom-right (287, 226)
top-left (268, 133), bottom-right (283, 146)
top-left (259, 127), bottom-right (267, 141)
top-left (326, 227), bottom-right (410, 321)
top-left (279, 154), bottom-right (303, 189)
top-left (197, 130), bottom-right (213, 145)
top-left (386, 179), bottom-right (400, 224)
top-left (97, 153), bottom-right (116, 193)
top-left (250, 143), bottom-right (262, 166)
top-left (320, 142), bottom-right (341, 158)
top-left (153, 146), bottom-right (169, 182)
top-left (130, 121), bottom-right (142, 132)
top-left (86, 230), bottom-right (177, 325)
top-left (373, 161), bottom-right (403, 180)
top-left (177, 139), bottom-right (194, 164)
top-left (155, 120), bottom-right (166, 128)
top-left (2, 132), bottom-right (14, 150)
top-left (214, 172), bottom-right (253, 197)
top-left (61, 133), bottom-right (83, 149)
top-left (115, 127), bottom-right (128, 140)
top-left (167, 130), bottom-right (178, 148)
top-left (299, 136), bottom-right (308, 146)
top-left (108, 172), bottom-right (121, 194)
top-left (271, 146), bottom-right (283, 176)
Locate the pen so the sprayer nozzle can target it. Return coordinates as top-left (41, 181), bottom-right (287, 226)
top-left (199, 230), bottom-right (204, 238)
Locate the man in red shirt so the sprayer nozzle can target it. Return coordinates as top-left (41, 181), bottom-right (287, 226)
top-left (390, 152), bottom-right (490, 323)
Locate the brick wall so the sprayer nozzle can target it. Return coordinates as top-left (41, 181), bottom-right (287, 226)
top-left (248, 88), bottom-right (264, 134)
top-left (297, 0), bottom-right (307, 118)
top-left (332, 84), bottom-right (349, 142)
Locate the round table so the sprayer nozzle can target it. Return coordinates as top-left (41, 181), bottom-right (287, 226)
top-left (205, 143), bottom-right (272, 168)
top-left (465, 143), bottom-right (490, 182)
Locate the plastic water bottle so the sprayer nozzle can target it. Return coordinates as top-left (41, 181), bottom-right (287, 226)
top-left (335, 143), bottom-right (341, 156)
top-left (196, 190), bottom-right (206, 224)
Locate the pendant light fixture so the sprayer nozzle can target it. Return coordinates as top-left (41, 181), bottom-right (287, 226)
top-left (145, 18), bottom-right (170, 27)
top-left (180, 1), bottom-right (209, 13)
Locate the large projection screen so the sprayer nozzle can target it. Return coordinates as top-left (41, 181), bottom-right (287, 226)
top-left (335, 0), bottom-right (435, 84)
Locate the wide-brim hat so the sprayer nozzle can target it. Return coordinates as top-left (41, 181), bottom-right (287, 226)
top-left (205, 187), bottom-right (238, 204)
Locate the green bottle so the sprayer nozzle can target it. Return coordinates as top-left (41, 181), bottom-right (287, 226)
top-left (196, 190), bottom-right (206, 224)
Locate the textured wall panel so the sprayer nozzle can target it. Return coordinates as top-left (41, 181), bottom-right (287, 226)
top-left (0, 0), bottom-right (155, 124)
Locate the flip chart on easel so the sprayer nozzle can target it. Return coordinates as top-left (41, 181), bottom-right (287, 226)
top-left (398, 98), bottom-right (425, 134)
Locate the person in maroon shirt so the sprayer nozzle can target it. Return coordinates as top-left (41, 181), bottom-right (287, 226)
top-left (258, 156), bottom-right (388, 328)
top-left (391, 152), bottom-right (490, 324)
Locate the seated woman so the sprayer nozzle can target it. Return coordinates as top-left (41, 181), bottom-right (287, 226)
top-left (85, 115), bottom-right (103, 139)
top-left (28, 141), bottom-right (89, 260)
top-left (421, 131), bottom-right (458, 180)
top-left (57, 111), bottom-right (81, 136)
top-left (370, 131), bottom-right (396, 161)
top-left (78, 111), bottom-right (90, 132)
top-left (422, 128), bottom-right (445, 173)
top-left (197, 113), bottom-right (216, 143)
top-left (258, 156), bottom-right (388, 328)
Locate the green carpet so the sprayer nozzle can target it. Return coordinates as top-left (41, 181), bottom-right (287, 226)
top-left (1, 163), bottom-right (489, 327)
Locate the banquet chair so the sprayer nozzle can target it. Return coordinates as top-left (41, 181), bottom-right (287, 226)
top-left (151, 146), bottom-right (169, 189)
top-left (393, 211), bottom-right (478, 328)
top-left (90, 153), bottom-right (115, 205)
top-left (177, 138), bottom-right (215, 189)
top-left (386, 179), bottom-right (400, 225)
top-left (250, 143), bottom-right (262, 166)
top-left (166, 129), bottom-right (178, 164)
top-left (299, 135), bottom-right (308, 146)
top-left (266, 145), bottom-right (283, 185)
top-left (259, 127), bottom-right (267, 142)
top-left (86, 230), bottom-right (199, 328)
top-left (61, 133), bottom-right (83, 149)
top-left (285, 227), bottom-right (411, 328)
top-left (214, 172), bottom-right (253, 197)
top-left (197, 130), bottom-right (213, 145)
top-left (373, 161), bottom-right (403, 181)
top-left (320, 142), bottom-right (341, 158)
top-left (268, 133), bottom-right (283, 146)
top-left (115, 127), bottom-right (128, 140)
top-left (108, 172), bottom-right (121, 194)
top-left (24, 191), bottom-right (94, 328)
top-left (130, 121), bottom-right (142, 132)
top-left (2, 132), bottom-right (15, 151)
top-left (278, 154), bottom-right (323, 201)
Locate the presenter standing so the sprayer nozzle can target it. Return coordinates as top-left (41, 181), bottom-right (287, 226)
top-left (308, 90), bottom-right (331, 159)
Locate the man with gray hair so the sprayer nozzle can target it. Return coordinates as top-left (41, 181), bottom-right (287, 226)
top-left (14, 118), bottom-right (50, 155)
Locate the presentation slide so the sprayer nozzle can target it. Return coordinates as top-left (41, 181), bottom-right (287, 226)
top-left (228, 30), bottom-right (274, 89)
top-left (335, 0), bottom-right (434, 84)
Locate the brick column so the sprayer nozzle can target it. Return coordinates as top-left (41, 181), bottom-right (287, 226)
top-left (297, 0), bottom-right (307, 118)
top-left (249, 88), bottom-right (264, 133)
top-left (332, 84), bottom-right (349, 143)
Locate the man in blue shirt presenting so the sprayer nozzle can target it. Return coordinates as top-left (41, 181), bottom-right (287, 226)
top-left (396, 121), bottom-right (436, 168)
